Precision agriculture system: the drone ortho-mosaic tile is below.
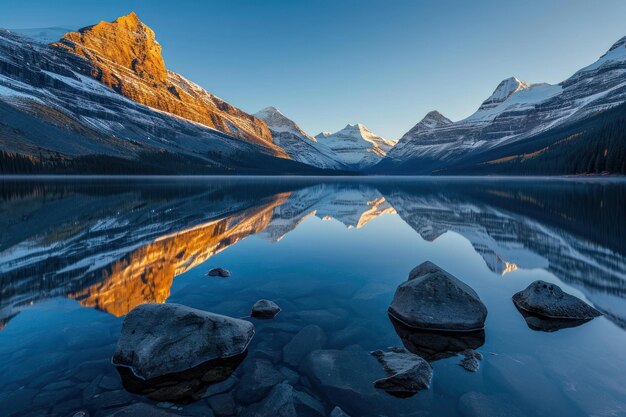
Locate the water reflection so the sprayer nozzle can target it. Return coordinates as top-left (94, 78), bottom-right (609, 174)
top-left (1, 178), bottom-right (625, 332)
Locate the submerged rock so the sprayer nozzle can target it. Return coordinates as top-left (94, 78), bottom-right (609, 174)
top-left (283, 325), bottom-right (326, 367)
top-left (371, 348), bottom-right (433, 397)
top-left (104, 403), bottom-right (185, 416)
top-left (458, 349), bottom-right (483, 372)
top-left (458, 392), bottom-right (525, 417)
top-left (512, 281), bottom-right (601, 322)
top-left (208, 268), bottom-right (231, 277)
top-left (113, 303), bottom-right (254, 380)
top-left (390, 315), bottom-right (485, 361)
top-left (330, 406), bottom-right (351, 417)
top-left (240, 382), bottom-right (324, 417)
top-left (388, 262), bottom-right (487, 331)
top-left (251, 299), bottom-right (281, 319)
top-left (235, 359), bottom-right (285, 404)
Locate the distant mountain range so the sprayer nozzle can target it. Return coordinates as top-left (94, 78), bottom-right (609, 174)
top-left (0, 12), bottom-right (624, 175)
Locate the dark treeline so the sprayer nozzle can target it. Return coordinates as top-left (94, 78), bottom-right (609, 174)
top-left (452, 101), bottom-right (626, 175)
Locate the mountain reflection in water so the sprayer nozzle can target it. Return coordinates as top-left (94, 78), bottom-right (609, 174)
top-left (0, 178), bottom-right (624, 331)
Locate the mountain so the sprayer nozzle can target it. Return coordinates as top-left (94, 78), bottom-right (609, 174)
top-left (254, 106), bottom-right (346, 170)
top-left (0, 13), bottom-right (337, 174)
top-left (378, 36), bottom-right (626, 174)
top-left (315, 123), bottom-right (396, 168)
top-left (52, 13), bottom-right (281, 153)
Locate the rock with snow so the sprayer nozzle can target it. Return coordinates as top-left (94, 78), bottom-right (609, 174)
top-left (512, 280), bottom-right (601, 320)
top-left (315, 123), bottom-right (396, 169)
top-left (251, 299), bottom-right (281, 318)
top-left (388, 261), bottom-right (487, 331)
top-left (112, 303), bottom-right (254, 380)
top-left (208, 267), bottom-right (231, 277)
top-left (371, 348), bottom-right (433, 397)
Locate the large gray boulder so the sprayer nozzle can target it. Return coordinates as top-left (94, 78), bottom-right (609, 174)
top-left (113, 303), bottom-right (254, 380)
top-left (388, 262), bottom-right (488, 331)
top-left (371, 348), bottom-right (433, 397)
top-left (512, 280), bottom-right (601, 320)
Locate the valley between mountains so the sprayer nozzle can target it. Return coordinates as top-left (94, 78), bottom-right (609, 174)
top-left (0, 12), bottom-right (625, 175)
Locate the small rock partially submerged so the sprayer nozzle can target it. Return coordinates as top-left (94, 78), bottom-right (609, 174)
top-left (388, 262), bottom-right (488, 331)
top-left (208, 267), bottom-right (231, 277)
top-left (371, 348), bottom-right (433, 397)
top-left (113, 303), bottom-right (254, 380)
top-left (251, 299), bottom-right (281, 319)
top-left (512, 281), bottom-right (601, 321)
top-left (459, 349), bottom-right (483, 372)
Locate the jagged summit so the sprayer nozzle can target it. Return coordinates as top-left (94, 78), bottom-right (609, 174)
top-left (478, 76), bottom-right (530, 111)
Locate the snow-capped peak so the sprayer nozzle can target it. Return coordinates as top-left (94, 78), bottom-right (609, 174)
top-left (574, 35), bottom-right (626, 76)
top-left (418, 110), bottom-right (453, 129)
top-left (254, 106), bottom-right (316, 141)
top-left (478, 76), bottom-right (530, 111)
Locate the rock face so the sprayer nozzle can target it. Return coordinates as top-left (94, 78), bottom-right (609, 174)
top-left (512, 280), bottom-right (601, 320)
top-left (112, 303), bottom-right (254, 380)
top-left (251, 299), bottom-right (281, 319)
top-left (388, 262), bottom-right (488, 331)
top-left (371, 348), bottom-right (433, 397)
top-left (208, 268), bottom-right (231, 278)
top-left (53, 13), bottom-right (282, 155)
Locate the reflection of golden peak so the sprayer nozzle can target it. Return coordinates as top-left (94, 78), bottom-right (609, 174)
top-left (68, 193), bottom-right (290, 316)
top-left (501, 261), bottom-right (519, 275)
top-left (357, 197), bottom-right (396, 228)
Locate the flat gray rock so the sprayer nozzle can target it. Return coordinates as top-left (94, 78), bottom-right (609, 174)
top-left (371, 348), bottom-right (433, 397)
top-left (208, 268), bottom-right (231, 277)
top-left (112, 303), bottom-right (254, 380)
top-left (251, 299), bottom-right (281, 319)
top-left (388, 261), bottom-right (488, 331)
top-left (512, 280), bottom-right (601, 320)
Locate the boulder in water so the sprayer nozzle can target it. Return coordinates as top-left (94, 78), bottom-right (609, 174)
top-left (370, 348), bottom-right (433, 397)
top-left (512, 280), bottom-right (601, 321)
top-left (388, 262), bottom-right (487, 331)
top-left (208, 267), bottom-right (231, 277)
top-left (113, 303), bottom-right (254, 380)
top-left (251, 299), bottom-right (281, 319)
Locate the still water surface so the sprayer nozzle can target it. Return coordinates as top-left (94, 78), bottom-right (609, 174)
top-left (0, 177), bottom-right (625, 417)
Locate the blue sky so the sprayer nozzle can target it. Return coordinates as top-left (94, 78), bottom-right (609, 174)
top-left (2, 0), bottom-right (626, 139)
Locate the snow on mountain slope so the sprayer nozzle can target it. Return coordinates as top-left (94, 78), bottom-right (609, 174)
top-left (383, 35), bottom-right (626, 170)
top-left (254, 106), bottom-right (346, 170)
top-left (10, 27), bottom-right (76, 44)
top-left (315, 123), bottom-right (396, 168)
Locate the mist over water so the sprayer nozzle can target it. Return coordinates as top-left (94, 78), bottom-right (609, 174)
top-left (1, 177), bottom-right (625, 417)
